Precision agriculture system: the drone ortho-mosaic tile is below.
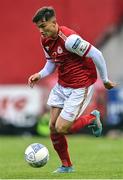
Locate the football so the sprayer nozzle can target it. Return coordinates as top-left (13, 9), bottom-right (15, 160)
top-left (24, 143), bottom-right (49, 167)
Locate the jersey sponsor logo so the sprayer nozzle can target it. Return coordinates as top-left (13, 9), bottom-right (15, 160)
top-left (72, 38), bottom-right (81, 49)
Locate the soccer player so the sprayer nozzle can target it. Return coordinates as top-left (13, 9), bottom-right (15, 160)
top-left (28, 6), bottom-right (116, 173)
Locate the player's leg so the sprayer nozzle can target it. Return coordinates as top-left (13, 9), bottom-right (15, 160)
top-left (49, 106), bottom-right (62, 133)
top-left (56, 113), bottom-right (102, 136)
top-left (55, 84), bottom-right (102, 136)
top-left (47, 84), bottom-right (73, 172)
top-left (49, 106), bottom-right (73, 173)
top-left (69, 85), bottom-right (102, 136)
top-left (55, 113), bottom-right (95, 134)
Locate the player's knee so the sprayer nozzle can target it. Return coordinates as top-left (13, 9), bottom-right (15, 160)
top-left (55, 124), bottom-right (68, 134)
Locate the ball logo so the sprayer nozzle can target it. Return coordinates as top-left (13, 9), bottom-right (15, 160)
top-left (31, 143), bottom-right (42, 153)
top-left (27, 152), bottom-right (35, 161)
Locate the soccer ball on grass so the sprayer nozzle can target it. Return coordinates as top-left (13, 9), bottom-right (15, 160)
top-left (24, 143), bottom-right (49, 167)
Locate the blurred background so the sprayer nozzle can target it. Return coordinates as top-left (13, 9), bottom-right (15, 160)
top-left (0, 0), bottom-right (123, 137)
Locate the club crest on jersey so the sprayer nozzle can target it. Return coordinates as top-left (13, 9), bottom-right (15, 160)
top-left (57, 46), bottom-right (63, 54)
top-left (51, 52), bottom-right (57, 59)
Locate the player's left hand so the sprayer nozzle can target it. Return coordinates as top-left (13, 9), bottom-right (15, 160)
top-left (103, 80), bottom-right (117, 90)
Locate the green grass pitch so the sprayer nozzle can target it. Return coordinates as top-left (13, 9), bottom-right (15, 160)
top-left (0, 135), bottom-right (123, 179)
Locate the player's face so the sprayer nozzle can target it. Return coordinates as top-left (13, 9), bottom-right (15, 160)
top-left (37, 19), bottom-right (58, 39)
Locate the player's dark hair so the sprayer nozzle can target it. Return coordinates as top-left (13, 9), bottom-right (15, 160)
top-left (32, 6), bottom-right (56, 23)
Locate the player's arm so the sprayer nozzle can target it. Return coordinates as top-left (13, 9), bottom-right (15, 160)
top-left (28, 50), bottom-right (56, 88)
top-left (39, 60), bottom-right (57, 77)
top-left (86, 46), bottom-right (116, 89)
top-left (65, 34), bottom-right (116, 89)
top-left (28, 60), bottom-right (56, 88)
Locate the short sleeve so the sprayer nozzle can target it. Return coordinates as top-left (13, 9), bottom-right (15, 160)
top-left (65, 34), bottom-right (91, 57)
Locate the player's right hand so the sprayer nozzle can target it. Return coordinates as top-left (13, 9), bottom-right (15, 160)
top-left (103, 80), bottom-right (117, 90)
top-left (28, 73), bottom-right (41, 88)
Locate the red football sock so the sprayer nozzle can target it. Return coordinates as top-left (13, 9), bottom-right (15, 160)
top-left (69, 114), bottom-right (95, 133)
top-left (50, 133), bottom-right (72, 167)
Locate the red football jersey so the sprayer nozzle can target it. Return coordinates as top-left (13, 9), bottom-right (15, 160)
top-left (41, 26), bottom-right (97, 88)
